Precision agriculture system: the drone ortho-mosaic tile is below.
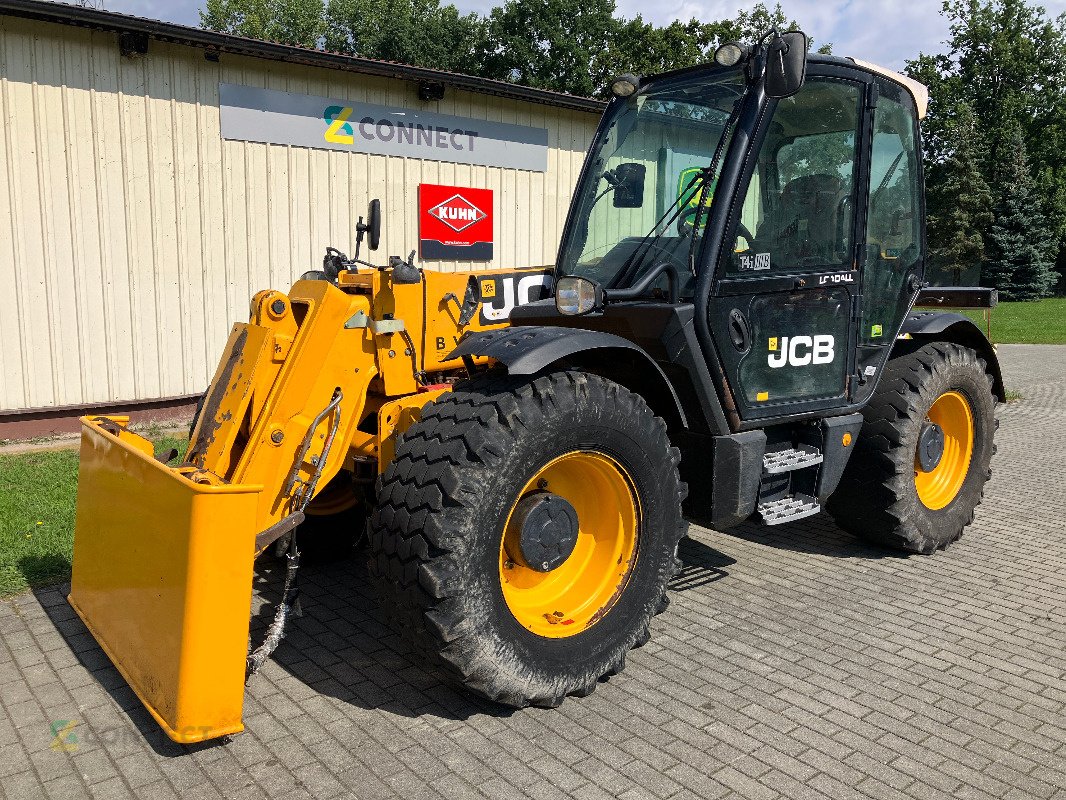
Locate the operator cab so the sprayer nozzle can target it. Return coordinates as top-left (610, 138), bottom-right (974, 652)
top-left (548, 32), bottom-right (930, 429)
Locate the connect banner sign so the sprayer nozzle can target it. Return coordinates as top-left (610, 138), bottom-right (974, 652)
top-left (219, 84), bottom-right (548, 172)
top-left (419, 184), bottom-right (493, 260)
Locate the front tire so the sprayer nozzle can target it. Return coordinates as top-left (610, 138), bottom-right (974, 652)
top-left (368, 370), bottom-right (686, 707)
top-left (828, 342), bottom-right (996, 553)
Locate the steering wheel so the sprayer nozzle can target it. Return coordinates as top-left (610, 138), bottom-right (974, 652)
top-left (735, 221), bottom-right (755, 252)
top-left (677, 205), bottom-right (699, 236)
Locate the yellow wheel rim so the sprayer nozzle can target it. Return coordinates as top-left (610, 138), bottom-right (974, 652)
top-left (914, 391), bottom-right (974, 510)
top-left (305, 474), bottom-right (360, 516)
top-left (500, 452), bottom-right (639, 638)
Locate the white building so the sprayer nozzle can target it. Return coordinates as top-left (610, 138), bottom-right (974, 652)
top-left (0, 0), bottom-right (603, 437)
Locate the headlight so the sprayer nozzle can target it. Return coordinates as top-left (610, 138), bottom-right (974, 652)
top-left (555, 277), bottom-right (602, 316)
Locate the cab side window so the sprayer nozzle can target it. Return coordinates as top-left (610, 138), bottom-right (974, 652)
top-left (860, 79), bottom-right (923, 344)
top-left (730, 79), bottom-right (862, 273)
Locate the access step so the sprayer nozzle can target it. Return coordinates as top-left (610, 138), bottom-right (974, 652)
top-left (762, 445), bottom-right (823, 474)
top-left (757, 493), bottom-right (822, 525)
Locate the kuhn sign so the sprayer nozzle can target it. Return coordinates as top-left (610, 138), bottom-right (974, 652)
top-left (219, 84), bottom-right (548, 172)
top-left (420, 185), bottom-right (493, 260)
top-left (428, 195), bottom-right (487, 233)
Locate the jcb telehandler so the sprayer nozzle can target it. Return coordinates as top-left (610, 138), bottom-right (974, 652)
top-left (69, 30), bottom-right (1001, 743)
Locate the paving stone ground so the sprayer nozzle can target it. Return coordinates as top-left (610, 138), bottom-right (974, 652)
top-left (1, 344), bottom-right (1064, 800)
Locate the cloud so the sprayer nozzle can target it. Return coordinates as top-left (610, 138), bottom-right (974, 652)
top-left (612, 0), bottom-right (1066, 69)
top-left (101, 0), bottom-right (1066, 71)
top-left (102, 0), bottom-right (201, 26)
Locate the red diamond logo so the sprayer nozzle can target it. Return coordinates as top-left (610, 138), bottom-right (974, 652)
top-left (428, 194), bottom-right (487, 233)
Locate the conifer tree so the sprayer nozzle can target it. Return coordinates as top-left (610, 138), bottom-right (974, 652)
top-left (983, 128), bottom-right (1056, 299)
top-left (927, 105), bottom-right (993, 285)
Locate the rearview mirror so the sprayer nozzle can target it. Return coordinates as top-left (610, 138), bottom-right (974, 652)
top-left (365, 199), bottom-right (381, 250)
top-left (764, 31), bottom-right (808, 99)
top-left (612, 162), bottom-right (646, 208)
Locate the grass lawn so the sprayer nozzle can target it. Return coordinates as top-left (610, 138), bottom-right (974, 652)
top-left (0, 432), bottom-right (187, 597)
top-left (931, 297), bottom-right (1066, 345)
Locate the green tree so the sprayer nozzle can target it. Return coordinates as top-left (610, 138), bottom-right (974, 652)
top-left (200, 0), bottom-right (326, 46)
top-left (477, 0), bottom-right (619, 97)
top-left (200, 0), bottom-right (827, 98)
top-left (983, 127), bottom-right (1056, 299)
top-left (907, 0), bottom-right (1066, 295)
top-left (323, 0), bottom-right (485, 73)
top-left (603, 3), bottom-right (829, 83)
top-left (605, 17), bottom-right (716, 79)
top-left (201, 0), bottom-right (831, 99)
top-left (927, 105), bottom-right (993, 285)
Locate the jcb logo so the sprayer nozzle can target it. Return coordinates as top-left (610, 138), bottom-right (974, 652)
top-left (480, 273), bottom-right (554, 324)
top-left (768, 335), bottom-right (835, 368)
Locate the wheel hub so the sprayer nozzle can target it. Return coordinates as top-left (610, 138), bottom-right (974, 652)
top-left (917, 421), bottom-right (945, 472)
top-left (499, 451), bottom-right (639, 638)
top-left (510, 493), bottom-right (579, 572)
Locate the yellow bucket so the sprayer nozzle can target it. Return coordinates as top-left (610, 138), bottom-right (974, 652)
top-left (68, 417), bottom-right (262, 744)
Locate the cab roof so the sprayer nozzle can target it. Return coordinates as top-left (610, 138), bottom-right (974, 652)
top-left (814, 55), bottom-right (929, 119)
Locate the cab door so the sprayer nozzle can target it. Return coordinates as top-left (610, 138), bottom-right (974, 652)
top-left (708, 73), bottom-right (869, 420)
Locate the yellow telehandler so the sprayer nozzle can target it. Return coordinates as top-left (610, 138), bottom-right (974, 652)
top-left (69, 31), bottom-right (1002, 743)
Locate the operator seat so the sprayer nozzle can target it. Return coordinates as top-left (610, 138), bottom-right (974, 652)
top-left (755, 173), bottom-right (848, 265)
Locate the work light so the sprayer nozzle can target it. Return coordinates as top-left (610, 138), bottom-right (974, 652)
top-left (610, 74), bottom-right (640, 99)
top-left (714, 42), bottom-right (748, 67)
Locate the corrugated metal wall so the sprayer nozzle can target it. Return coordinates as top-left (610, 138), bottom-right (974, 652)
top-left (0, 16), bottom-right (598, 413)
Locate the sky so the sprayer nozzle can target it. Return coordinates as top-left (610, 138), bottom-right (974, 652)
top-left (99, 0), bottom-right (1066, 71)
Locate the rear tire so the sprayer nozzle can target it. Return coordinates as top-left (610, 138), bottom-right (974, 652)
top-left (828, 342), bottom-right (996, 553)
top-left (368, 370), bottom-right (686, 707)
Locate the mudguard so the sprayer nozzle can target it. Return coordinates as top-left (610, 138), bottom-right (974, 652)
top-left (897, 311), bottom-right (1006, 401)
top-left (448, 326), bottom-right (689, 427)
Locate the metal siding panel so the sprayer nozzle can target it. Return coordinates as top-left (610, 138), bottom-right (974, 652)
top-left (88, 31), bottom-right (137, 402)
top-left (0, 20), bottom-right (28, 409)
top-left (35, 29), bottom-right (75, 407)
top-left (196, 60), bottom-right (221, 389)
top-left (148, 52), bottom-right (186, 398)
top-left (119, 54), bottom-right (162, 400)
top-left (53, 35), bottom-right (92, 405)
top-left (167, 51), bottom-right (198, 394)
top-left (5, 21), bottom-right (56, 408)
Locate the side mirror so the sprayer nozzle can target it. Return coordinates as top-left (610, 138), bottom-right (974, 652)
top-left (353, 199), bottom-right (382, 262)
top-left (764, 30), bottom-right (808, 99)
top-left (612, 162), bottom-right (646, 208)
top-left (365, 199), bottom-right (381, 250)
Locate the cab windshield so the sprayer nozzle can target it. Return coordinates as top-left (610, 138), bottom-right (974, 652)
top-left (556, 68), bottom-right (747, 298)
